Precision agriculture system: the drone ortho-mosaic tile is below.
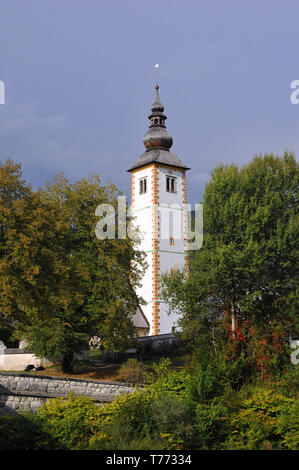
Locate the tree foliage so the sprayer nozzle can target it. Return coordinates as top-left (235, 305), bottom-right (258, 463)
top-left (162, 152), bottom-right (298, 374)
top-left (0, 159), bottom-right (146, 371)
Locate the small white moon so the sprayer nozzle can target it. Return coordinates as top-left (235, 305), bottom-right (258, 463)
top-left (155, 64), bottom-right (159, 68)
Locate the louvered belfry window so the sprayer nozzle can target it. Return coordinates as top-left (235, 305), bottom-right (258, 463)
top-left (139, 177), bottom-right (147, 194)
top-left (166, 176), bottom-right (176, 193)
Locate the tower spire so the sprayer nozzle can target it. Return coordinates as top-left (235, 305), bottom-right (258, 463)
top-left (142, 84), bottom-right (173, 151)
top-left (127, 83), bottom-right (190, 172)
top-left (154, 63), bottom-right (159, 87)
top-left (151, 84), bottom-right (164, 113)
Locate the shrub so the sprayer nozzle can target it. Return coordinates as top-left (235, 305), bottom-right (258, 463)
top-left (244, 389), bottom-right (293, 416)
top-left (224, 407), bottom-right (277, 450)
top-left (185, 355), bottom-right (251, 411)
top-left (276, 399), bottom-right (299, 449)
top-left (118, 359), bottom-right (146, 384)
top-left (191, 364), bottom-right (224, 402)
top-left (90, 389), bottom-right (155, 449)
top-left (23, 390), bottom-right (155, 450)
top-left (97, 389), bottom-right (154, 435)
top-left (195, 399), bottom-right (228, 449)
top-left (150, 392), bottom-right (196, 449)
top-left (145, 357), bottom-right (191, 399)
top-left (89, 424), bottom-right (163, 450)
top-left (275, 366), bottom-right (299, 398)
top-left (222, 355), bottom-right (251, 390)
top-left (36, 393), bottom-right (102, 449)
top-left (223, 388), bottom-right (298, 450)
top-left (151, 392), bottom-right (186, 434)
top-left (0, 413), bottom-right (62, 450)
top-left (145, 357), bottom-right (172, 383)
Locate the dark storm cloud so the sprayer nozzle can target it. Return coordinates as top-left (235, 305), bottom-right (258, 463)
top-left (0, 0), bottom-right (299, 203)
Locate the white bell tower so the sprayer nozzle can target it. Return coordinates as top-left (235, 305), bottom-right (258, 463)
top-left (128, 85), bottom-right (190, 335)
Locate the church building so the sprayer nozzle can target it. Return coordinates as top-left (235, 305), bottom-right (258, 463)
top-left (128, 86), bottom-right (190, 336)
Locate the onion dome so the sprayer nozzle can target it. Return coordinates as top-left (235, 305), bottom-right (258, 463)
top-left (142, 85), bottom-right (173, 151)
top-left (127, 84), bottom-right (190, 173)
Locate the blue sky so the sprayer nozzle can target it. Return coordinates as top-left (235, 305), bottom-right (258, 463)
top-left (0, 0), bottom-right (298, 203)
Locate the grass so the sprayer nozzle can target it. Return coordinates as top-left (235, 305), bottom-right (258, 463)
top-left (89, 349), bottom-right (103, 360)
top-left (1, 360), bottom-right (123, 382)
top-left (142, 352), bottom-right (193, 370)
top-left (21, 362), bottom-right (125, 381)
top-left (1, 351), bottom-right (194, 382)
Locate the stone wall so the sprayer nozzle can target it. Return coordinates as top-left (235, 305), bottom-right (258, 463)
top-left (0, 373), bottom-right (135, 415)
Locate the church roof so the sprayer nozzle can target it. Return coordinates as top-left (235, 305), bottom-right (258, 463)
top-left (130, 305), bottom-right (150, 329)
top-left (127, 148), bottom-right (190, 172)
top-left (127, 85), bottom-right (190, 172)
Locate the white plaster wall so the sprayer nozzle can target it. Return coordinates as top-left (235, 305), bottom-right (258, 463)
top-left (158, 302), bottom-right (180, 334)
top-left (158, 166), bottom-right (184, 205)
top-left (131, 167), bottom-right (154, 333)
top-left (131, 168), bottom-right (153, 252)
top-left (0, 352), bottom-right (87, 371)
top-left (0, 354), bottom-right (52, 371)
top-left (131, 164), bottom-right (187, 335)
top-left (156, 166), bottom-right (186, 334)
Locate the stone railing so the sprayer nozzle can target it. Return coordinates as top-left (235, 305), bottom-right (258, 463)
top-left (0, 372), bottom-right (135, 415)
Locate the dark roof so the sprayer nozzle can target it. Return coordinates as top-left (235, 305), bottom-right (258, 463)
top-left (130, 305), bottom-right (150, 329)
top-left (127, 148), bottom-right (190, 172)
top-left (128, 85), bottom-right (190, 173)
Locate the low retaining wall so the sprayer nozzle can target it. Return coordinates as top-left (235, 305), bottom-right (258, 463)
top-left (0, 373), bottom-right (135, 415)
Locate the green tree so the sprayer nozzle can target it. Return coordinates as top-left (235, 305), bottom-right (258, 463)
top-left (0, 160), bottom-right (146, 372)
top-left (162, 153), bottom-right (298, 373)
top-left (0, 159), bottom-right (38, 321)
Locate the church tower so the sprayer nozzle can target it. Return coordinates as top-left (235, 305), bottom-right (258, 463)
top-left (128, 85), bottom-right (190, 335)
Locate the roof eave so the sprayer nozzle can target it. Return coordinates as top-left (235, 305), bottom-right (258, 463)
top-left (127, 162), bottom-right (191, 172)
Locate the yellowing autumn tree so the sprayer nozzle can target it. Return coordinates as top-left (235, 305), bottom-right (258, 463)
top-left (0, 160), bottom-right (146, 372)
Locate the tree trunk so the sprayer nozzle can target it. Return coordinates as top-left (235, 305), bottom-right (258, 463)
top-left (231, 301), bottom-right (236, 337)
top-left (211, 325), bottom-right (217, 354)
top-left (62, 351), bottom-right (74, 373)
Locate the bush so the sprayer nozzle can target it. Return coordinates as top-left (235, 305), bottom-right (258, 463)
top-left (0, 413), bottom-right (62, 450)
top-left (145, 357), bottom-right (191, 399)
top-left (90, 389), bottom-right (155, 449)
top-left (195, 399), bottom-right (228, 449)
top-left (223, 388), bottom-right (298, 450)
top-left (99, 389), bottom-right (153, 436)
top-left (36, 393), bottom-right (102, 449)
top-left (276, 399), bottom-right (299, 449)
top-left (275, 366), bottom-right (299, 398)
top-left (151, 392), bottom-right (186, 434)
top-left (185, 355), bottom-right (251, 411)
top-left (189, 364), bottom-right (224, 402)
top-left (150, 392), bottom-right (196, 449)
top-left (118, 359), bottom-right (146, 384)
top-left (222, 356), bottom-right (251, 390)
top-left (21, 390), bottom-right (156, 450)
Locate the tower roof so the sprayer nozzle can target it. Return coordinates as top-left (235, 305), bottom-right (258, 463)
top-left (127, 85), bottom-right (190, 172)
top-left (151, 84), bottom-right (165, 113)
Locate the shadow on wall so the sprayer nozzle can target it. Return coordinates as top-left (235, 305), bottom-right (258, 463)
top-left (0, 382), bottom-right (18, 416)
